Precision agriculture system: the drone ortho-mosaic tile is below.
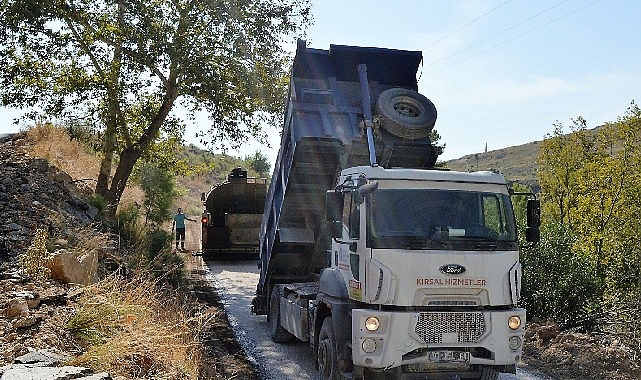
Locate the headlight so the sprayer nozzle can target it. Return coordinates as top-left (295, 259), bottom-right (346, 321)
top-left (362, 338), bottom-right (377, 353)
top-left (508, 315), bottom-right (521, 330)
top-left (509, 336), bottom-right (522, 351)
top-left (365, 316), bottom-right (380, 331)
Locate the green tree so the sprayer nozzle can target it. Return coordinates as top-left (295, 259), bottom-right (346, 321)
top-left (135, 163), bottom-right (179, 227)
top-left (245, 150), bottom-right (271, 178)
top-left (537, 118), bottom-right (593, 229)
top-left (520, 222), bottom-right (600, 327)
top-left (0, 0), bottom-right (311, 212)
top-left (534, 103), bottom-right (641, 327)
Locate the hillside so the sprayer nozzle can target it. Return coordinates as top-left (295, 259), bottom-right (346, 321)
top-left (0, 130), bottom-right (257, 379)
top-left (174, 144), bottom-right (268, 220)
top-left (443, 140), bottom-right (542, 187)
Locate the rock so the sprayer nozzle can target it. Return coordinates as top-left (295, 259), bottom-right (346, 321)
top-left (0, 364), bottom-right (92, 380)
top-left (536, 323), bottom-right (560, 342)
top-left (3, 300), bottom-right (29, 319)
top-left (47, 250), bottom-right (97, 285)
top-left (14, 350), bottom-right (68, 365)
top-left (12, 316), bottom-right (41, 329)
top-left (0, 349), bottom-right (111, 380)
top-left (10, 291), bottom-right (40, 309)
top-left (53, 239), bottom-right (69, 249)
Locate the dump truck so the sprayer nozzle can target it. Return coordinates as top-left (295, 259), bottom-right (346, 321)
top-left (200, 168), bottom-right (266, 257)
top-left (251, 40), bottom-right (540, 380)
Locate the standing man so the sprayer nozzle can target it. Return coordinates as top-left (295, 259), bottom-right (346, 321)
top-left (172, 207), bottom-right (195, 252)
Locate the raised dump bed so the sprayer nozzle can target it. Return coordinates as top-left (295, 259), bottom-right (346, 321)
top-left (259, 40), bottom-right (439, 288)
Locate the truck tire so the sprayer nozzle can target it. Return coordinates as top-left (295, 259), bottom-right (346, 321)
top-left (375, 88), bottom-right (437, 139)
top-left (317, 318), bottom-right (339, 380)
top-left (269, 286), bottom-right (295, 343)
top-left (478, 366), bottom-right (499, 380)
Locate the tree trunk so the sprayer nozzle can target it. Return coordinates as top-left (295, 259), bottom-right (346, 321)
top-left (103, 84), bottom-right (179, 212)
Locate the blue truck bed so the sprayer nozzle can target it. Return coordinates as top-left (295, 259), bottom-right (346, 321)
top-left (256, 40), bottom-right (438, 303)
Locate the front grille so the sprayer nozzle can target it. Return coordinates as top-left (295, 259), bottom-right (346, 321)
top-left (415, 312), bottom-right (485, 344)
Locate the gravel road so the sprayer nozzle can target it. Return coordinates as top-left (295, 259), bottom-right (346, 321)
top-left (202, 257), bottom-right (554, 380)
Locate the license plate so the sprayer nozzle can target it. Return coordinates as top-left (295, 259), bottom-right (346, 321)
top-left (428, 351), bottom-right (470, 363)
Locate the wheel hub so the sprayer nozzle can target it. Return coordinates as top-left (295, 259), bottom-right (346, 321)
top-left (394, 101), bottom-right (420, 118)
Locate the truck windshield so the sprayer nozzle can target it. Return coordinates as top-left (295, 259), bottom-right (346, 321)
top-left (366, 189), bottom-right (518, 251)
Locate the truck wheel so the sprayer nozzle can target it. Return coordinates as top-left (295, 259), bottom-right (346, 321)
top-left (375, 88), bottom-right (437, 139)
top-left (478, 366), bottom-right (499, 380)
top-left (317, 318), bottom-right (339, 380)
top-left (269, 286), bottom-right (295, 343)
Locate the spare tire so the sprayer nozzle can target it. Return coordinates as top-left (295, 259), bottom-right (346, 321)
top-left (375, 88), bottom-right (437, 139)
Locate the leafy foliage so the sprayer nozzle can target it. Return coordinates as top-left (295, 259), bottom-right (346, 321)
top-left (134, 163), bottom-right (180, 227)
top-left (533, 102), bottom-right (641, 336)
top-left (0, 0), bottom-right (311, 210)
top-left (520, 222), bottom-right (601, 327)
top-left (244, 150), bottom-right (272, 178)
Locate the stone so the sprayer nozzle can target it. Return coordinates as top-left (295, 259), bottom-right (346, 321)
top-left (14, 350), bottom-right (68, 365)
top-left (3, 299), bottom-right (29, 318)
top-left (0, 364), bottom-right (91, 380)
top-left (12, 316), bottom-right (41, 329)
top-left (47, 250), bottom-right (97, 285)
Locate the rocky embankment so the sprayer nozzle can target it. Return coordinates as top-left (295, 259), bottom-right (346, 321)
top-left (0, 132), bottom-right (256, 380)
top-left (0, 133), bottom-right (108, 379)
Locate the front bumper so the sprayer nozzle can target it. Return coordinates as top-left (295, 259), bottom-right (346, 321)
top-left (351, 308), bottom-right (526, 371)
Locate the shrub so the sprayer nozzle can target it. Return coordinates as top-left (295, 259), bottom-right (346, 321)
top-left (520, 222), bottom-right (602, 329)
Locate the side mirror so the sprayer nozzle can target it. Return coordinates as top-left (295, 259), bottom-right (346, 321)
top-left (525, 199), bottom-right (541, 243)
top-left (201, 192), bottom-right (206, 203)
top-left (355, 181), bottom-right (379, 205)
top-left (326, 190), bottom-right (343, 222)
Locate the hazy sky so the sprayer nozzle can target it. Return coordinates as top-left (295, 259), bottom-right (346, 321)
top-left (1, 0), bottom-right (639, 162)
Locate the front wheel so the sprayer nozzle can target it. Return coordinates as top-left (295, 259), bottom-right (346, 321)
top-left (317, 317), bottom-right (339, 380)
top-left (478, 366), bottom-right (499, 380)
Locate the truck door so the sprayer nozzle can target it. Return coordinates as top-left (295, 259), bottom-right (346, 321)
top-left (337, 189), bottom-right (365, 302)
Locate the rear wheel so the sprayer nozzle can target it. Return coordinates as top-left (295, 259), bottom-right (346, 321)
top-left (269, 286), bottom-right (295, 342)
top-left (317, 318), bottom-right (339, 380)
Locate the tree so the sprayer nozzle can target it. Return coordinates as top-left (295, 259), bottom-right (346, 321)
top-left (535, 103), bottom-right (641, 317)
top-left (244, 150), bottom-right (271, 178)
top-left (135, 163), bottom-right (179, 227)
top-left (0, 0), bottom-right (311, 212)
top-left (537, 118), bottom-right (593, 228)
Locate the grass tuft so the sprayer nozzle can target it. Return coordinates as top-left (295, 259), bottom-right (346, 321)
top-left (66, 272), bottom-right (202, 379)
top-left (21, 228), bottom-right (52, 281)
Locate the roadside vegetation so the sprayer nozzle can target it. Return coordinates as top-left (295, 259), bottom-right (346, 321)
top-left (514, 102), bottom-right (641, 360)
top-left (21, 123), bottom-right (264, 378)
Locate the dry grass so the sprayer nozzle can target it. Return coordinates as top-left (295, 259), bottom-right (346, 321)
top-left (27, 123), bottom-right (100, 182)
top-left (23, 124), bottom-right (210, 378)
top-left (66, 272), bottom-right (204, 379)
top-left (20, 228), bottom-right (52, 281)
top-left (25, 123), bottom-right (146, 210)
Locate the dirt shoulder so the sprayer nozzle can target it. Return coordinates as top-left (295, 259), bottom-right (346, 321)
top-left (522, 321), bottom-right (640, 380)
top-left (182, 251), bottom-right (259, 379)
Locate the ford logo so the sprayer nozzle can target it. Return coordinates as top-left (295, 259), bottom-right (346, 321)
top-left (440, 264), bottom-right (466, 275)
